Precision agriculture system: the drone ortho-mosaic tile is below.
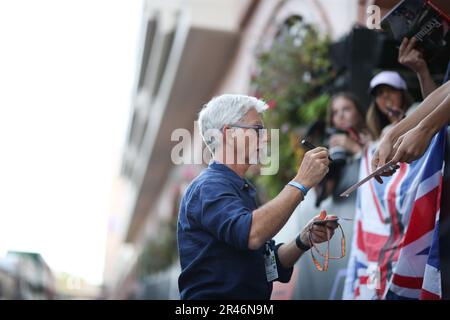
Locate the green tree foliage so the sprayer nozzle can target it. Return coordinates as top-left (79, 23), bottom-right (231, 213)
top-left (137, 216), bottom-right (178, 277)
top-left (251, 17), bottom-right (333, 199)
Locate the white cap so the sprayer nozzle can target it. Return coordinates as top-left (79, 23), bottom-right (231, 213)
top-left (369, 71), bottom-right (407, 95)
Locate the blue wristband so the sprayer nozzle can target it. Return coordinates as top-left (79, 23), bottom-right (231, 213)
top-left (287, 181), bottom-right (309, 196)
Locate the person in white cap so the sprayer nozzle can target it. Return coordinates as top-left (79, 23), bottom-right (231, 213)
top-left (365, 71), bottom-right (414, 139)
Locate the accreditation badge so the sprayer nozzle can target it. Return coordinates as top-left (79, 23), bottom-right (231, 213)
top-left (263, 240), bottom-right (278, 282)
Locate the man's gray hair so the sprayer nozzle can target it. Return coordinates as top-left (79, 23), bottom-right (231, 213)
top-left (198, 94), bottom-right (268, 152)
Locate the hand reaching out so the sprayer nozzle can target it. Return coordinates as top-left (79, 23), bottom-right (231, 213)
top-left (398, 37), bottom-right (427, 74)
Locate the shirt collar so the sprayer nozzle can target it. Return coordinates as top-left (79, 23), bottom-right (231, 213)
top-left (208, 161), bottom-right (253, 190)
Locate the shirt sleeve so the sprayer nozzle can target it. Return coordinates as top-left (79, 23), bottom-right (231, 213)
top-left (195, 181), bottom-right (253, 251)
top-left (274, 243), bottom-right (294, 283)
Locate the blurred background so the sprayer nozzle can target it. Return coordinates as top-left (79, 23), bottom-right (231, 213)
top-left (0, 0), bottom-right (448, 299)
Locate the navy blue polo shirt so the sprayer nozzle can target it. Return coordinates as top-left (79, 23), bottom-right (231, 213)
top-left (177, 161), bottom-right (293, 300)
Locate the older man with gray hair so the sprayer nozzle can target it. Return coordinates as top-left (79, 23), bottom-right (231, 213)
top-left (177, 94), bottom-right (337, 299)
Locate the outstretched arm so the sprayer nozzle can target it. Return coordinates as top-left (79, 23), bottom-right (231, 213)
top-left (248, 148), bottom-right (330, 250)
top-left (372, 80), bottom-right (450, 175)
top-left (389, 93), bottom-right (450, 164)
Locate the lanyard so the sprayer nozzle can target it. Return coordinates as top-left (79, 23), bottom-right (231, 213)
top-left (308, 223), bottom-right (346, 272)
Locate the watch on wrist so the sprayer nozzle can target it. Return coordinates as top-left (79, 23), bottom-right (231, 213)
top-left (295, 233), bottom-right (311, 251)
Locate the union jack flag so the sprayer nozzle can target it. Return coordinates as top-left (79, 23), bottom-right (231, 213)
top-left (343, 128), bottom-right (446, 300)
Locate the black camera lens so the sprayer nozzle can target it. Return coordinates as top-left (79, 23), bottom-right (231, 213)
top-left (329, 146), bottom-right (348, 164)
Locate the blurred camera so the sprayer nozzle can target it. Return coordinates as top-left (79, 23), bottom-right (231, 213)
top-left (326, 127), bottom-right (351, 165)
top-left (314, 127), bottom-right (353, 207)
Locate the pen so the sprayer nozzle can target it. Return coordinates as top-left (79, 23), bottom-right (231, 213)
top-left (301, 139), bottom-right (333, 162)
